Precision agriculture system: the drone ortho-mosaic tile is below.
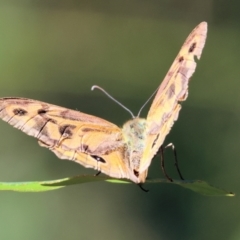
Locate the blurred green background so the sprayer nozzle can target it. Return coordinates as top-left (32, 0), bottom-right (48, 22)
top-left (0, 1), bottom-right (240, 240)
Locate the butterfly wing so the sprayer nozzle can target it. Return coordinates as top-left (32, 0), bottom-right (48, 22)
top-left (139, 22), bottom-right (208, 174)
top-left (0, 98), bottom-right (138, 182)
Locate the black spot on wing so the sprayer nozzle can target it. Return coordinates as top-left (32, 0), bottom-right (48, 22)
top-left (59, 124), bottom-right (76, 137)
top-left (178, 56), bottom-right (184, 62)
top-left (152, 134), bottom-right (160, 148)
top-left (91, 155), bottom-right (106, 163)
top-left (82, 144), bottom-right (89, 151)
top-left (133, 169), bottom-right (139, 177)
top-left (38, 109), bottom-right (47, 115)
top-left (13, 108), bottom-right (27, 116)
top-left (189, 42), bottom-right (196, 53)
top-left (37, 109), bottom-right (57, 124)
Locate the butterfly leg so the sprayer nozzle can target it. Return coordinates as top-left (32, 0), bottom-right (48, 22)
top-left (94, 171), bottom-right (101, 176)
top-left (159, 146), bottom-right (173, 182)
top-left (138, 183), bottom-right (149, 192)
top-left (164, 143), bottom-right (184, 180)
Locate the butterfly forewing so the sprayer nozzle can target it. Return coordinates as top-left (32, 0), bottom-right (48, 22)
top-left (139, 22), bottom-right (208, 174)
top-left (0, 98), bottom-right (138, 182)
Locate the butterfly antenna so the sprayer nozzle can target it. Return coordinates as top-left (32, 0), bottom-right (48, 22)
top-left (137, 87), bottom-right (159, 117)
top-left (91, 85), bottom-right (135, 118)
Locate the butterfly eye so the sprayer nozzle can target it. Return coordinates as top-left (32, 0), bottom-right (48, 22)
top-left (91, 155), bottom-right (106, 163)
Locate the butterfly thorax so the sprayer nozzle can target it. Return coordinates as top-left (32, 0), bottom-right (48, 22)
top-left (122, 118), bottom-right (147, 174)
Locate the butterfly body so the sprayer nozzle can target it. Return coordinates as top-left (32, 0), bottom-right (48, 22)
top-left (122, 118), bottom-right (147, 176)
top-left (0, 22), bottom-right (207, 184)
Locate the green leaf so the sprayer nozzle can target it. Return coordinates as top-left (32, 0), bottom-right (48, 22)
top-left (145, 178), bottom-right (235, 196)
top-left (0, 175), bottom-right (234, 196)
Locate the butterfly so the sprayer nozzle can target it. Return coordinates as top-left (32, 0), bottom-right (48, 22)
top-left (0, 22), bottom-right (207, 184)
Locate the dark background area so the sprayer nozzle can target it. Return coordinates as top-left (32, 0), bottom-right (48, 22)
top-left (0, 1), bottom-right (240, 239)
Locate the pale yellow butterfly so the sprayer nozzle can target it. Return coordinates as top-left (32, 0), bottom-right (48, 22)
top-left (0, 22), bottom-right (207, 183)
